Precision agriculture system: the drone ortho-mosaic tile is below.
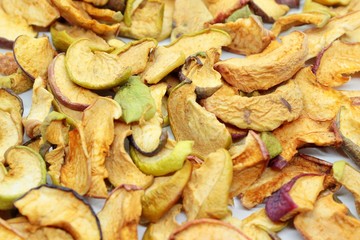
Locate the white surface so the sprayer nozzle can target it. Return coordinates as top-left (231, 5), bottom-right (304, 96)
top-left (1, 0), bottom-right (359, 239)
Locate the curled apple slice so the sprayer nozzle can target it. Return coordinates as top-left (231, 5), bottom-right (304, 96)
top-left (65, 38), bottom-right (132, 90)
top-left (0, 146), bottom-right (46, 210)
top-left (14, 185), bottom-right (102, 240)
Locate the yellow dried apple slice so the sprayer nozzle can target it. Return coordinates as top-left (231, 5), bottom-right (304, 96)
top-left (294, 193), bottom-right (360, 239)
top-left (0, 0), bottom-right (60, 27)
top-left (314, 0), bottom-right (351, 5)
top-left (78, 1), bottom-right (123, 23)
top-left (105, 121), bottom-right (153, 188)
top-left (0, 218), bottom-right (24, 240)
top-left (98, 185), bottom-right (144, 240)
top-left (341, 27), bottom-right (360, 43)
top-left (249, 0), bottom-right (289, 23)
top-left (314, 40), bottom-right (360, 87)
top-left (202, 0), bottom-right (249, 23)
top-left (202, 80), bottom-right (303, 131)
top-left (168, 82), bottom-right (231, 158)
top-left (210, 15), bottom-right (275, 55)
top-left (169, 219), bottom-right (250, 240)
top-left (14, 185), bottom-right (102, 240)
top-left (214, 31), bottom-right (307, 92)
top-left (183, 148), bottom-right (233, 220)
top-left (0, 70), bottom-right (33, 94)
top-left (65, 39), bottom-right (131, 90)
top-left (157, 0), bottom-right (175, 41)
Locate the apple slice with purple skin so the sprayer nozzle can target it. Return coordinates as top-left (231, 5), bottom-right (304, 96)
top-left (48, 53), bottom-right (99, 111)
top-left (265, 174), bottom-right (325, 222)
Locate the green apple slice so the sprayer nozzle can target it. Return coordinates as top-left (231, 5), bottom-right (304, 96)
top-left (65, 38), bottom-right (132, 90)
top-left (130, 139), bottom-right (193, 176)
top-left (0, 146), bottom-right (46, 210)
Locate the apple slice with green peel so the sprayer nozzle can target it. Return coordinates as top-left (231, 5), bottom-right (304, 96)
top-left (0, 146), bottom-right (46, 210)
top-left (260, 132), bottom-right (282, 159)
top-left (141, 161), bottom-right (192, 223)
top-left (130, 139), bottom-right (193, 176)
top-left (48, 53), bottom-right (99, 111)
top-left (65, 38), bottom-right (132, 90)
top-left (169, 219), bottom-right (251, 240)
top-left (13, 35), bottom-right (56, 80)
top-left (333, 160), bottom-right (360, 215)
top-left (14, 185), bottom-right (102, 240)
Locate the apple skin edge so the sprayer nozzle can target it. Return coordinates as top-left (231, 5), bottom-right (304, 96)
top-left (0, 37), bottom-right (13, 49)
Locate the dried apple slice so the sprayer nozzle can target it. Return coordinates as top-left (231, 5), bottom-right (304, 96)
top-left (50, 22), bottom-right (108, 52)
top-left (314, 40), bottom-right (360, 87)
top-left (183, 148), bottom-right (233, 220)
top-left (333, 161), bottom-right (360, 215)
top-left (265, 174), bottom-right (325, 222)
top-left (276, 0), bottom-right (300, 7)
top-left (210, 15), bottom-right (275, 55)
top-left (14, 185), bottom-right (102, 240)
top-left (168, 82), bottom-right (231, 158)
top-left (202, 0), bottom-right (250, 23)
top-left (271, 11), bottom-right (330, 36)
top-left (0, 9), bottom-right (37, 49)
top-left (0, 70), bottom-right (33, 94)
top-left (303, 0), bottom-right (337, 16)
top-left (294, 193), bottom-right (360, 239)
top-left (130, 139), bottom-right (193, 176)
top-left (0, 109), bottom-right (21, 161)
top-left (65, 39), bottom-right (131, 90)
top-left (249, 0), bottom-right (289, 23)
top-left (105, 121), bottom-right (154, 188)
top-left (78, 1), bottom-right (123, 23)
top-left (156, 0), bottom-right (175, 41)
top-left (0, 146), bottom-right (46, 210)
top-left (97, 185), bottom-right (143, 240)
top-left (48, 53), bottom-right (99, 111)
top-left (0, 53), bottom-right (18, 76)
top-left (169, 219), bottom-right (250, 240)
top-left (341, 28), bottom-right (360, 43)
top-left (0, 218), bottom-right (24, 240)
top-left (13, 35), bottom-right (56, 80)
top-left (141, 161), bottom-right (192, 223)
top-left (0, 0), bottom-right (60, 27)
top-left (214, 31), bottom-right (307, 92)
top-left (202, 80), bottom-right (303, 131)
top-left (314, 0), bottom-right (351, 5)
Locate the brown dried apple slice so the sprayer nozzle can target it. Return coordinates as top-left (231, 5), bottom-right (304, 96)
top-left (14, 185), bottom-right (102, 240)
top-left (271, 11), bottom-right (330, 36)
top-left (0, 0), bottom-right (60, 27)
top-left (183, 148), bottom-right (233, 220)
top-left (48, 53), bottom-right (99, 111)
top-left (249, 0), bottom-right (289, 23)
top-left (210, 15), bottom-right (275, 55)
top-left (0, 53), bottom-right (18, 76)
top-left (202, 80), bottom-right (303, 131)
top-left (276, 0), bottom-right (300, 8)
top-left (169, 219), bottom-right (251, 240)
top-left (97, 185), bottom-right (143, 240)
top-left (314, 40), bottom-right (360, 87)
top-left (294, 193), bottom-right (360, 239)
top-left (65, 39), bottom-right (131, 90)
top-left (105, 121), bottom-right (153, 188)
top-left (215, 31), bottom-right (307, 92)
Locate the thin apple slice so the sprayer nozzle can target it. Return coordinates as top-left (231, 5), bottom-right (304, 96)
top-left (48, 53), bottom-right (99, 111)
top-left (98, 185), bottom-right (143, 240)
top-left (0, 146), bottom-right (46, 210)
top-left (249, 0), bottom-right (289, 23)
top-left (14, 185), bottom-right (102, 240)
top-left (0, 218), bottom-right (24, 240)
top-left (0, 110), bottom-right (21, 164)
top-left (202, 0), bottom-right (250, 23)
top-left (65, 38), bottom-right (131, 90)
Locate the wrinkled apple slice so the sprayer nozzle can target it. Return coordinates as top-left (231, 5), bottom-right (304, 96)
top-left (314, 40), bottom-right (360, 87)
top-left (0, 146), bottom-right (46, 210)
top-left (78, 1), bottom-right (123, 23)
top-left (183, 148), bottom-right (233, 220)
top-left (48, 53), bottom-right (99, 111)
top-left (98, 185), bottom-right (143, 240)
top-left (14, 185), bottom-right (102, 240)
top-left (249, 0), bottom-right (289, 23)
top-left (13, 35), bottom-right (56, 80)
top-left (168, 82), bottom-right (231, 158)
top-left (123, 0), bottom-right (144, 26)
top-left (203, 0), bottom-right (249, 23)
top-left (0, 70), bottom-right (33, 94)
top-left (265, 174), bottom-right (325, 222)
top-left (303, 0), bottom-right (337, 16)
top-left (141, 161), bottom-right (192, 223)
top-left (0, 0), bottom-right (60, 27)
top-left (294, 193), bottom-right (360, 239)
top-left (50, 22), bottom-right (108, 52)
top-left (202, 80), bottom-right (303, 131)
top-left (141, 28), bottom-right (231, 84)
top-left (105, 121), bottom-right (153, 188)
top-left (156, 0), bottom-right (175, 41)
top-left (114, 76), bottom-right (156, 124)
top-left (333, 161), bottom-right (360, 215)
top-left (51, 94), bottom-right (83, 124)
top-left (210, 15), bottom-right (275, 55)
top-left (214, 31), bottom-right (307, 92)
top-left (0, 52), bottom-right (18, 76)
top-left (0, 218), bottom-right (24, 240)
top-left (65, 39), bottom-right (131, 90)
top-left (0, 9), bottom-right (37, 49)
top-left (169, 219), bottom-right (250, 240)
top-left (271, 11), bottom-right (330, 36)
top-left (224, 5), bottom-right (253, 22)
top-left (130, 139), bottom-right (193, 176)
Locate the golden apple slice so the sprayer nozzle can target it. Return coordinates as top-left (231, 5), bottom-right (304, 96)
top-left (0, 218), bottom-right (24, 240)
top-left (249, 0), bottom-right (289, 23)
top-left (202, 0), bottom-right (249, 23)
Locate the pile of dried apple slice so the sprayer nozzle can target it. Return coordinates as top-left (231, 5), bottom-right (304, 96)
top-left (1, 0), bottom-right (360, 239)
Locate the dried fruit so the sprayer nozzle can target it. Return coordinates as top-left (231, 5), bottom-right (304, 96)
top-left (249, 0), bottom-right (289, 23)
